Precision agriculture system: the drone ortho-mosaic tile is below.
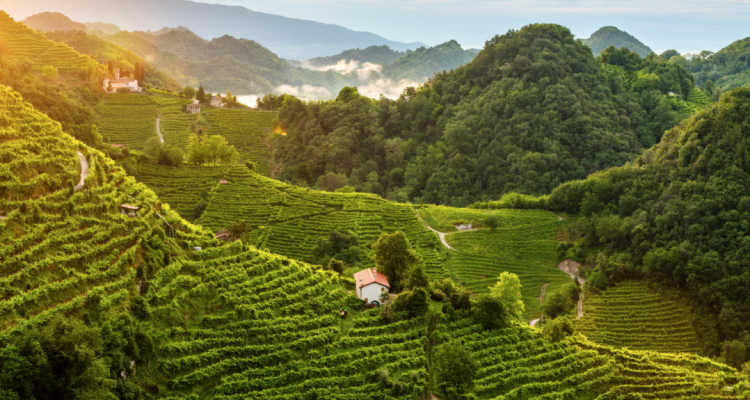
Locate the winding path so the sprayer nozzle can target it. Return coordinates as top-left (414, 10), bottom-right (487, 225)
top-left (415, 210), bottom-right (454, 250)
top-left (156, 117), bottom-right (164, 143)
top-left (74, 151), bottom-right (89, 191)
top-left (530, 283), bottom-right (550, 327)
top-left (558, 259), bottom-right (585, 319)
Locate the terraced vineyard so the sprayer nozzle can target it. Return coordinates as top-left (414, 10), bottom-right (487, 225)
top-left (575, 281), bottom-right (701, 353)
top-left (433, 208), bottom-right (571, 319)
top-left (2, 82), bottom-right (747, 399)
top-left (136, 163), bottom-right (238, 221)
top-left (0, 86), bottom-right (203, 338)
top-left (197, 170), bottom-right (447, 279)
top-left (0, 10), bottom-right (98, 74)
top-left (205, 109), bottom-right (276, 176)
top-left (97, 94), bottom-right (158, 149)
top-left (443, 318), bottom-right (739, 399)
top-left (682, 88), bottom-right (711, 114)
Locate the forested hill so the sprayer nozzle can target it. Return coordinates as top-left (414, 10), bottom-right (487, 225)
top-left (382, 40), bottom-right (479, 81)
top-left (304, 45), bottom-right (406, 68)
top-left (22, 11), bottom-right (87, 32)
top-left (547, 87), bottom-right (750, 355)
top-left (581, 26), bottom-right (653, 58)
top-left (672, 37), bottom-right (750, 93)
top-left (101, 29), bottom-right (350, 94)
top-left (274, 24), bottom-right (690, 206)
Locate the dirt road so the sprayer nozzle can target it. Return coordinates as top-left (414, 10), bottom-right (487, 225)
top-left (74, 151), bottom-right (89, 191)
top-left (156, 117), bottom-right (164, 143)
top-left (415, 210), bottom-right (455, 250)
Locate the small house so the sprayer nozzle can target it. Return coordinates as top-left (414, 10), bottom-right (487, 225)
top-left (353, 268), bottom-right (390, 303)
top-left (120, 204), bottom-right (141, 218)
top-left (215, 230), bottom-right (231, 241)
top-left (219, 180), bottom-right (228, 185)
top-left (186, 103), bottom-right (200, 114)
top-left (210, 96), bottom-right (222, 107)
top-left (111, 143), bottom-right (127, 149)
top-left (668, 91), bottom-right (676, 96)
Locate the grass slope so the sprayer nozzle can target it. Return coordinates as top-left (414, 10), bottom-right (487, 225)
top-left (575, 281), bottom-right (701, 353)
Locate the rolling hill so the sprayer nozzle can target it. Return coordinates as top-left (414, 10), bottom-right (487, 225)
top-left (304, 45), bottom-right (406, 69)
top-left (581, 26), bottom-right (653, 58)
top-left (1, 0), bottom-right (426, 59)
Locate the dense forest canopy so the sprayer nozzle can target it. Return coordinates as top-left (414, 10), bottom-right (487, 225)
top-left (580, 26), bottom-right (653, 58)
top-left (275, 24), bottom-right (691, 206)
top-left (381, 40), bottom-right (479, 81)
top-left (668, 37), bottom-right (750, 93)
top-left (547, 87), bottom-right (750, 354)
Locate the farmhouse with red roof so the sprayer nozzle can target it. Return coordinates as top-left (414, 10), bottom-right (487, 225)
top-left (353, 268), bottom-right (390, 303)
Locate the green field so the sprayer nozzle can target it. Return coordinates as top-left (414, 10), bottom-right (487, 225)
top-left (575, 281), bottom-right (701, 353)
top-left (97, 94), bottom-right (159, 149)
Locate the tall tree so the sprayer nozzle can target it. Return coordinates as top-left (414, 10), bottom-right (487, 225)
top-left (372, 231), bottom-right (420, 291)
top-left (107, 60), bottom-right (113, 75)
top-left (196, 86), bottom-right (206, 103)
top-left (489, 272), bottom-right (525, 321)
top-left (296, 163), bottom-right (311, 186)
top-left (434, 340), bottom-right (479, 398)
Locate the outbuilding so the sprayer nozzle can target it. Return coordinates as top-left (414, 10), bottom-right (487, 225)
top-left (210, 96), bottom-right (222, 107)
top-left (353, 268), bottom-right (390, 303)
top-left (120, 204), bottom-right (141, 217)
top-left (186, 103), bottom-right (200, 114)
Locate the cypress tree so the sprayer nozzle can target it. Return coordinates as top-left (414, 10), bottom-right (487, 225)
top-left (107, 60), bottom-right (113, 74)
top-left (196, 86), bottom-right (206, 103)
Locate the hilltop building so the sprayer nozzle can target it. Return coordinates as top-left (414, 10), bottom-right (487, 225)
top-left (353, 268), bottom-right (390, 303)
top-left (210, 95), bottom-right (222, 107)
top-left (103, 68), bottom-right (139, 92)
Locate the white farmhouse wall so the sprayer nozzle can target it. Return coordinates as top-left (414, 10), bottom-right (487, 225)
top-left (360, 283), bottom-right (387, 302)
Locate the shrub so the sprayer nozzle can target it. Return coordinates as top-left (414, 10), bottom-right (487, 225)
top-left (42, 65), bottom-right (58, 80)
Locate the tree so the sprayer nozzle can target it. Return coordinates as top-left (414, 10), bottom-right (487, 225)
top-left (406, 264), bottom-right (429, 290)
top-left (196, 86), bottom-right (206, 103)
top-left (336, 86), bottom-right (361, 102)
top-left (484, 216), bottom-right (499, 230)
top-left (222, 91), bottom-right (234, 107)
top-left (542, 317), bottom-right (574, 343)
top-left (107, 60), bottom-right (113, 74)
top-left (296, 163), bottom-right (311, 186)
top-left (393, 287), bottom-right (429, 318)
top-left (226, 220), bottom-right (252, 242)
top-left (144, 137), bottom-right (163, 162)
top-left (434, 340), bottom-right (479, 399)
top-left (372, 231), bottom-right (420, 292)
top-left (489, 272), bottom-right (524, 321)
top-left (245, 161), bottom-right (256, 172)
top-left (133, 61), bottom-right (140, 81)
top-left (473, 294), bottom-right (507, 330)
top-left (90, 124), bottom-right (103, 148)
top-left (183, 86), bottom-right (196, 100)
top-left (727, 340), bottom-right (747, 369)
top-left (42, 65), bottom-right (58, 80)
top-left (326, 258), bottom-right (346, 275)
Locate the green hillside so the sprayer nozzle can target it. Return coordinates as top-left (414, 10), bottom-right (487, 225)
top-left (575, 281), bottom-right (701, 353)
top-left (581, 26), bottom-right (653, 58)
top-left (547, 86), bottom-right (750, 356)
top-left (1, 76), bottom-right (747, 399)
top-left (685, 37), bottom-right (750, 91)
top-left (305, 45), bottom-right (405, 68)
top-left (382, 40), bottom-right (477, 81)
top-left (274, 24), bottom-right (687, 206)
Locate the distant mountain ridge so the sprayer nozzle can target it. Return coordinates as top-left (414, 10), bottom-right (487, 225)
top-left (2, 0), bottom-right (426, 59)
top-left (581, 26), bottom-right (653, 58)
top-left (305, 45), bottom-right (406, 68)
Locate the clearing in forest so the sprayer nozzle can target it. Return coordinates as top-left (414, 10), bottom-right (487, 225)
top-left (575, 281), bottom-right (701, 353)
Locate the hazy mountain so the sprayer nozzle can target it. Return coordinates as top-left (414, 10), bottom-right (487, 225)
top-left (84, 21), bottom-right (120, 35)
top-left (1, 0), bottom-right (426, 59)
top-left (22, 11), bottom-right (87, 32)
top-left (305, 45), bottom-right (406, 69)
top-left (382, 40), bottom-right (478, 81)
top-left (103, 30), bottom-right (350, 95)
top-left (581, 26), bottom-right (653, 58)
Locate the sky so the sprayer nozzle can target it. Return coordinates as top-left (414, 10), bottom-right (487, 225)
top-left (193, 0), bottom-right (750, 54)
